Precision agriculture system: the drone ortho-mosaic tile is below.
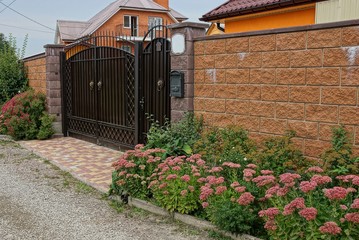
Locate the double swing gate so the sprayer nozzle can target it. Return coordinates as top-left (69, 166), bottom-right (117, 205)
top-left (61, 26), bottom-right (171, 149)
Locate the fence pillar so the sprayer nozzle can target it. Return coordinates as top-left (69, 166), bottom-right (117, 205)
top-left (168, 22), bottom-right (208, 122)
top-left (44, 44), bottom-right (65, 135)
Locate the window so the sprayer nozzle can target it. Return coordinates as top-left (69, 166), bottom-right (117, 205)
top-left (148, 17), bottom-right (163, 30)
top-left (123, 15), bottom-right (138, 36)
top-left (121, 45), bottom-right (131, 53)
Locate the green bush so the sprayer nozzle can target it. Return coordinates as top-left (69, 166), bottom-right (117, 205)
top-left (194, 126), bottom-right (257, 167)
top-left (0, 90), bottom-right (54, 140)
top-left (322, 126), bottom-right (359, 175)
top-left (0, 34), bottom-right (28, 105)
top-left (254, 131), bottom-right (310, 175)
top-left (145, 113), bottom-right (203, 157)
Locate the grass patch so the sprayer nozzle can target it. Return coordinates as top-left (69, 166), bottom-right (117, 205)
top-left (208, 230), bottom-right (233, 240)
top-left (108, 200), bottom-right (125, 213)
top-left (75, 182), bottom-right (95, 194)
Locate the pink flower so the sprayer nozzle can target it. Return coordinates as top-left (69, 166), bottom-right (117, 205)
top-left (299, 181), bottom-right (317, 193)
top-left (340, 205), bottom-right (348, 210)
top-left (230, 181), bottom-right (240, 188)
top-left (200, 186), bottom-right (214, 201)
top-left (237, 192), bottom-right (255, 206)
top-left (246, 164), bottom-right (257, 169)
top-left (264, 220), bottom-right (277, 231)
top-left (222, 162), bottom-right (241, 168)
top-left (148, 180), bottom-right (158, 189)
top-left (197, 177), bottom-right (207, 183)
top-left (208, 167), bottom-right (223, 173)
top-left (351, 198), bottom-right (359, 209)
top-left (261, 170), bottom-right (274, 175)
top-left (243, 168), bottom-right (256, 177)
top-left (283, 198), bottom-right (305, 215)
top-left (159, 183), bottom-right (167, 189)
top-left (180, 190), bottom-right (188, 196)
top-left (266, 185), bottom-right (280, 196)
top-left (188, 186), bottom-right (195, 192)
top-left (193, 172), bottom-right (201, 177)
top-left (319, 222), bottom-right (342, 235)
top-left (215, 186), bottom-right (227, 195)
top-left (196, 159), bottom-right (206, 166)
top-left (347, 187), bottom-right (357, 193)
top-left (259, 208), bottom-right (280, 219)
top-left (235, 186), bottom-right (246, 193)
top-left (276, 187), bottom-right (290, 197)
top-left (215, 177), bottom-right (225, 185)
top-left (181, 175), bottom-right (191, 182)
top-left (172, 166), bottom-right (181, 171)
top-left (163, 191), bottom-right (169, 195)
top-left (202, 202), bottom-right (209, 208)
top-left (310, 175), bottom-right (332, 185)
top-left (166, 174), bottom-right (178, 180)
top-left (279, 173), bottom-right (301, 184)
top-left (305, 166), bottom-right (324, 173)
top-left (324, 187), bottom-right (348, 200)
top-left (125, 162), bottom-right (136, 168)
top-left (344, 213), bottom-right (359, 223)
top-left (252, 175), bottom-right (276, 187)
top-left (119, 171), bottom-right (127, 176)
top-left (299, 207), bottom-right (317, 221)
top-left (139, 165), bottom-right (145, 170)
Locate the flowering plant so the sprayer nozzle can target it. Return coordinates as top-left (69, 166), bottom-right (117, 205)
top-left (111, 144), bottom-right (165, 199)
top-left (0, 90), bottom-right (54, 140)
top-left (149, 154), bottom-right (207, 214)
top-left (259, 167), bottom-right (359, 239)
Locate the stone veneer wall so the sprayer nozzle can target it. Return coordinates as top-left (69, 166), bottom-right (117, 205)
top-left (23, 53), bottom-right (46, 93)
top-left (193, 20), bottom-right (359, 158)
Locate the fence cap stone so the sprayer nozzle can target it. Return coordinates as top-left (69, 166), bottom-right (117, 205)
top-left (168, 22), bottom-right (209, 30)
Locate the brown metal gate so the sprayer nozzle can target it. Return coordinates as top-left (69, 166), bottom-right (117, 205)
top-left (61, 28), bottom-right (171, 148)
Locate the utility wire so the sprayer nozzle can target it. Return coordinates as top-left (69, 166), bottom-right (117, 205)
top-left (0, 23), bottom-right (54, 34)
top-left (0, 0), bottom-right (16, 14)
top-left (0, 1), bottom-right (56, 31)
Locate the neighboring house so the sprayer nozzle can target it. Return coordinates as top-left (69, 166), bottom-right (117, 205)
top-left (55, 0), bottom-right (187, 47)
top-left (200, 0), bottom-right (359, 34)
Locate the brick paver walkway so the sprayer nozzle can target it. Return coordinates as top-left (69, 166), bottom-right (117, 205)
top-left (19, 137), bottom-right (123, 193)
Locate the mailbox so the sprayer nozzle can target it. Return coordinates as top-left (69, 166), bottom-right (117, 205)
top-left (170, 71), bottom-right (184, 98)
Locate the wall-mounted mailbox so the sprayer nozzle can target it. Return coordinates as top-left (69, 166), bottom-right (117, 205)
top-left (170, 71), bottom-right (184, 98)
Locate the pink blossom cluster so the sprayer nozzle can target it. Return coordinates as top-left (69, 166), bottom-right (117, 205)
top-left (351, 198), bottom-right (359, 209)
top-left (200, 185), bottom-right (214, 201)
top-left (299, 207), bottom-right (317, 221)
top-left (215, 186), bottom-right (227, 195)
top-left (181, 175), bottom-right (191, 182)
top-left (311, 175), bottom-right (332, 185)
top-left (323, 187), bottom-right (348, 200)
top-left (305, 166), bottom-right (324, 173)
top-left (319, 222), bottom-right (342, 235)
top-left (237, 192), bottom-right (255, 206)
top-left (243, 168), bottom-right (256, 181)
top-left (259, 207), bottom-right (280, 219)
top-left (336, 175), bottom-right (359, 185)
top-left (222, 162), bottom-right (241, 168)
top-left (283, 198), bottom-right (305, 215)
top-left (261, 170), bottom-right (274, 175)
top-left (344, 213), bottom-right (359, 223)
top-left (279, 173), bottom-right (301, 185)
top-left (207, 167), bottom-right (223, 173)
top-left (299, 181), bottom-right (317, 193)
top-left (252, 175), bottom-right (276, 187)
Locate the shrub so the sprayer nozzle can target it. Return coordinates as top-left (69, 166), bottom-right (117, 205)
top-left (0, 34), bottom-right (28, 105)
top-left (194, 126), bottom-right (256, 167)
top-left (322, 126), bottom-right (359, 175)
top-left (145, 113), bottom-right (203, 157)
top-left (254, 131), bottom-right (310, 175)
top-left (111, 144), bottom-right (165, 199)
top-left (0, 90), bottom-right (54, 140)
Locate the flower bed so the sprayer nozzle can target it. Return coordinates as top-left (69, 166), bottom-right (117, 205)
top-left (111, 118), bottom-right (359, 239)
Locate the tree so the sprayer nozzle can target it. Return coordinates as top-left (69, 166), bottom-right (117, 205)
top-left (0, 33), bottom-right (28, 105)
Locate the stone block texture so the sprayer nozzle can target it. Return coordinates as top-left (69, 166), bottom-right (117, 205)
top-left (194, 25), bottom-right (359, 158)
top-left (23, 55), bottom-right (46, 93)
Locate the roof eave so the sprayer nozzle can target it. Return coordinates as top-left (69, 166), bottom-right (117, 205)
top-left (200, 0), bottom-right (323, 22)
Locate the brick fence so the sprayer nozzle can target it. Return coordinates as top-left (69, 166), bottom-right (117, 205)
top-left (23, 53), bottom-right (46, 93)
top-left (193, 20), bottom-right (359, 158)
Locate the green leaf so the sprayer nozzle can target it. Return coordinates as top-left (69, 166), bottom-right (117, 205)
top-left (183, 144), bottom-right (192, 155)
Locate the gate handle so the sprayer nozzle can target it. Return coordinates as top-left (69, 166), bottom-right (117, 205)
top-left (97, 81), bottom-right (103, 91)
top-left (90, 81), bottom-right (94, 91)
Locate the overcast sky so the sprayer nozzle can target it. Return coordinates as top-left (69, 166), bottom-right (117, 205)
top-left (0, 0), bottom-right (224, 57)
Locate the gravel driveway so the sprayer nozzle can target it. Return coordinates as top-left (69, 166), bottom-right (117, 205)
top-left (0, 138), bottom-right (211, 240)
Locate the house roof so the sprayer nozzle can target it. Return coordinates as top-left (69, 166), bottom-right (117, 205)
top-left (200, 0), bottom-right (324, 22)
top-left (56, 0), bottom-right (187, 42)
top-left (56, 20), bottom-right (90, 41)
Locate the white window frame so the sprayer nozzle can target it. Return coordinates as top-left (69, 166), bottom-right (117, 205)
top-left (148, 17), bottom-right (163, 30)
top-left (124, 15), bottom-right (138, 28)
